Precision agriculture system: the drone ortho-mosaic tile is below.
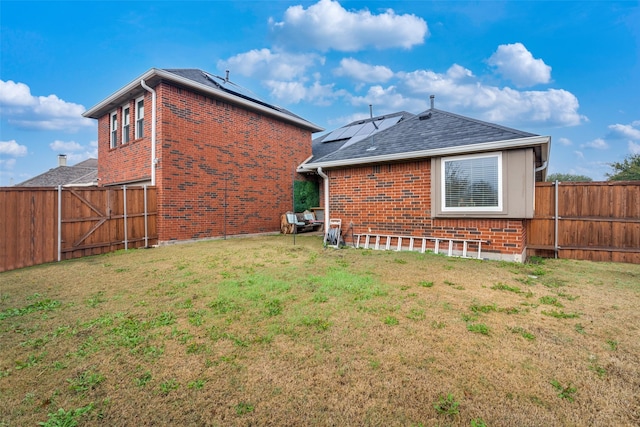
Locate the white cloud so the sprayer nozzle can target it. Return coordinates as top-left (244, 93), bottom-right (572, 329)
top-left (0, 80), bottom-right (34, 106)
top-left (488, 43), bottom-right (551, 87)
top-left (349, 85), bottom-right (428, 112)
top-left (0, 140), bottom-right (28, 157)
top-left (334, 58), bottom-right (394, 83)
top-left (49, 140), bottom-right (84, 152)
top-left (400, 65), bottom-right (585, 126)
top-left (608, 123), bottom-right (640, 140)
top-left (582, 138), bottom-right (609, 149)
top-left (0, 158), bottom-right (17, 169)
top-left (264, 79), bottom-right (343, 105)
top-left (0, 79), bottom-right (94, 132)
top-left (67, 150), bottom-right (98, 164)
top-left (557, 137), bottom-right (572, 146)
top-left (574, 150), bottom-right (584, 159)
top-left (629, 141), bottom-right (640, 154)
top-left (218, 49), bottom-right (323, 80)
top-left (270, 0), bottom-right (428, 52)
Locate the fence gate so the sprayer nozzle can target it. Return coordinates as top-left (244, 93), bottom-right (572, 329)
top-left (0, 186), bottom-right (157, 273)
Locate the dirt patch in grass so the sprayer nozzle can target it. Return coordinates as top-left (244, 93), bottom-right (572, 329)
top-left (1, 235), bottom-right (639, 426)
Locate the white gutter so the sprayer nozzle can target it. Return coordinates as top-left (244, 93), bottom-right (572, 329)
top-left (302, 135), bottom-right (551, 170)
top-left (316, 167), bottom-right (330, 244)
top-left (140, 79), bottom-right (157, 186)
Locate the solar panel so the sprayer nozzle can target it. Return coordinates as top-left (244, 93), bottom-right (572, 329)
top-left (352, 122), bottom-right (377, 137)
top-left (322, 127), bottom-right (350, 143)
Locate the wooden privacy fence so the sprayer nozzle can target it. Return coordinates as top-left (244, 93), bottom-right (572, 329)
top-left (1, 186), bottom-right (157, 273)
top-left (527, 181), bottom-right (640, 263)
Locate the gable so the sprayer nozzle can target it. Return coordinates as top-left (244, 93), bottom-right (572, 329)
top-left (83, 68), bottom-right (322, 133)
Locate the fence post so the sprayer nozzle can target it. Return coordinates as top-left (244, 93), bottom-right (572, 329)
top-left (144, 185), bottom-right (148, 248)
top-left (57, 185), bottom-right (62, 262)
top-left (554, 180), bottom-right (559, 259)
top-left (123, 185), bottom-right (128, 250)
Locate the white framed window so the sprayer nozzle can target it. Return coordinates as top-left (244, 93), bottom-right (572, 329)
top-left (441, 152), bottom-right (502, 212)
top-left (122, 104), bottom-right (130, 144)
top-left (110, 111), bottom-right (118, 148)
top-left (135, 96), bottom-right (144, 139)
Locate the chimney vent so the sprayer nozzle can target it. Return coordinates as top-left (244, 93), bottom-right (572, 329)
top-left (58, 154), bottom-right (67, 167)
top-left (430, 95), bottom-right (435, 109)
top-left (225, 70), bottom-right (230, 82)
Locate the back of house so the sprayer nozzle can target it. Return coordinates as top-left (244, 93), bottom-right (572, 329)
top-left (83, 68), bottom-right (323, 243)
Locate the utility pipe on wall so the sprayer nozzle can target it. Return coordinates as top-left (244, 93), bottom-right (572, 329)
top-left (140, 80), bottom-right (157, 186)
top-left (316, 167), bottom-right (329, 244)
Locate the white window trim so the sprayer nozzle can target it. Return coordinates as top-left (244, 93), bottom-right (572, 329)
top-left (122, 103), bottom-right (130, 144)
top-left (110, 111), bottom-right (118, 148)
top-left (135, 96), bottom-right (144, 139)
top-left (441, 152), bottom-right (503, 212)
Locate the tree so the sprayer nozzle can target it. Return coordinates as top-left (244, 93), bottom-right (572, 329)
top-left (606, 154), bottom-right (640, 181)
top-left (545, 173), bottom-right (592, 182)
top-left (293, 180), bottom-right (319, 212)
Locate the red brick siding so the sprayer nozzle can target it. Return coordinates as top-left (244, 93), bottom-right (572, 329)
top-left (154, 83), bottom-right (312, 241)
top-left (97, 97), bottom-right (151, 185)
top-left (327, 161), bottom-right (526, 256)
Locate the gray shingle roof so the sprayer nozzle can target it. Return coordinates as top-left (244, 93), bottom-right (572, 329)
top-left (163, 69), bottom-right (299, 117)
top-left (306, 108), bottom-right (539, 166)
top-left (16, 159), bottom-right (98, 187)
top-left (311, 111), bottom-right (414, 162)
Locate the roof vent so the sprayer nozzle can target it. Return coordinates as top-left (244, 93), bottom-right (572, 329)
top-left (430, 94), bottom-right (435, 109)
top-left (419, 112), bottom-right (432, 120)
top-left (58, 154), bottom-right (67, 167)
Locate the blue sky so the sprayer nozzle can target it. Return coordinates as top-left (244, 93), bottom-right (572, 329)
top-left (1, 0), bottom-right (639, 185)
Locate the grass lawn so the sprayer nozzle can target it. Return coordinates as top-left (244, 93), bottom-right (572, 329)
top-left (1, 235), bottom-right (639, 426)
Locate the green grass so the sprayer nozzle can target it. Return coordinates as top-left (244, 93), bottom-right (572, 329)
top-left (466, 323), bottom-right (490, 335)
top-left (1, 235), bottom-right (639, 426)
top-left (0, 298), bottom-right (62, 320)
top-left (550, 380), bottom-right (577, 402)
top-left (433, 393), bottom-right (460, 416)
top-left (38, 403), bottom-right (94, 427)
top-left (541, 309), bottom-right (580, 319)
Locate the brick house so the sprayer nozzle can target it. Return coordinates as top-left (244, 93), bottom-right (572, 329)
top-left (298, 101), bottom-right (551, 262)
top-left (83, 68), bottom-right (323, 242)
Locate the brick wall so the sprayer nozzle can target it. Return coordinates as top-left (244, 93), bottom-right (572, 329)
top-left (154, 83), bottom-right (312, 241)
top-left (97, 82), bottom-right (313, 242)
top-left (326, 160), bottom-right (527, 260)
top-left (97, 97), bottom-right (151, 185)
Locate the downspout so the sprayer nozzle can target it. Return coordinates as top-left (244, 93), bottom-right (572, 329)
top-left (140, 80), bottom-right (157, 186)
top-left (534, 161), bottom-right (548, 173)
top-left (317, 167), bottom-right (329, 243)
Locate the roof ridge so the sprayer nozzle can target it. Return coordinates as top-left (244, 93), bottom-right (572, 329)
top-left (429, 108), bottom-right (537, 137)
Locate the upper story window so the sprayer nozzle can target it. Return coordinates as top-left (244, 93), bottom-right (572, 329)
top-left (122, 105), bottom-right (130, 144)
top-left (110, 111), bottom-right (118, 148)
top-left (135, 97), bottom-right (144, 139)
top-left (441, 152), bottom-right (502, 212)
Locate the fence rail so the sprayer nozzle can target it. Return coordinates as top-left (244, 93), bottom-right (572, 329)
top-left (1, 186), bottom-right (157, 272)
top-left (526, 181), bottom-right (640, 263)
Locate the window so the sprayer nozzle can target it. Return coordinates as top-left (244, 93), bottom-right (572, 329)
top-left (122, 105), bottom-right (130, 144)
top-left (441, 153), bottom-right (502, 211)
top-left (110, 111), bottom-right (118, 148)
top-left (135, 97), bottom-right (144, 139)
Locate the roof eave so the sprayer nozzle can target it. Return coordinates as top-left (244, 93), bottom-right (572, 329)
top-left (299, 135), bottom-right (551, 171)
top-left (83, 68), bottom-right (323, 132)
